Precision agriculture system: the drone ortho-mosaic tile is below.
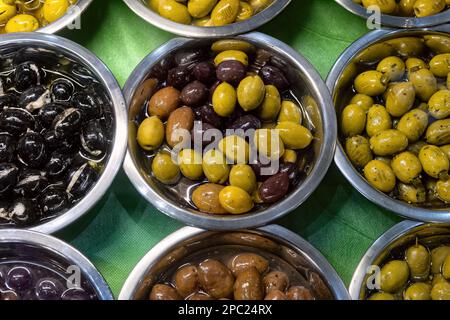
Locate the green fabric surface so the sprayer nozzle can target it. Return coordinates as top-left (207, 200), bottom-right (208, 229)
top-left (55, 0), bottom-right (403, 297)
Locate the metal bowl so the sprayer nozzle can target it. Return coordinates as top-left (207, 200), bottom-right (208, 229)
top-left (118, 224), bottom-right (350, 300)
top-left (123, 0), bottom-right (291, 38)
top-left (349, 220), bottom-right (450, 300)
top-left (326, 26), bottom-right (450, 223)
top-left (335, 0), bottom-right (450, 28)
top-left (123, 32), bottom-right (337, 230)
top-left (0, 229), bottom-right (113, 299)
top-left (0, 33), bottom-right (127, 234)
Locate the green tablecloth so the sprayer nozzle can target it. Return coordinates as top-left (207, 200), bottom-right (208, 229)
top-left (56, 0), bottom-right (402, 297)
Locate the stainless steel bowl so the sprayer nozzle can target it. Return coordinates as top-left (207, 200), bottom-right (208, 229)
top-left (123, 32), bottom-right (337, 230)
top-left (335, 0), bottom-right (450, 28)
top-left (0, 33), bottom-right (127, 234)
top-left (349, 220), bottom-right (450, 300)
top-left (118, 224), bottom-right (350, 300)
top-left (0, 229), bottom-right (113, 299)
top-left (326, 26), bottom-right (450, 223)
top-left (123, 0), bottom-right (291, 38)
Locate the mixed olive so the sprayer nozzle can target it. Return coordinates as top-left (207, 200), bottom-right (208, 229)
top-left (135, 39), bottom-right (315, 215)
top-left (339, 34), bottom-right (450, 208)
top-left (144, 0), bottom-right (275, 26)
top-left (0, 57), bottom-right (112, 228)
top-left (353, 0), bottom-right (449, 18)
top-left (0, 0), bottom-right (77, 33)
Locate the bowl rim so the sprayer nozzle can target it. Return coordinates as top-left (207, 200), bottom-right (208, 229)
top-left (335, 0), bottom-right (450, 28)
top-left (118, 224), bottom-right (350, 300)
top-left (122, 32), bottom-right (337, 230)
top-left (0, 32), bottom-right (128, 234)
top-left (38, 0), bottom-right (94, 34)
top-left (0, 228), bottom-right (114, 299)
top-left (122, 0), bottom-right (291, 38)
top-left (326, 25), bottom-right (450, 223)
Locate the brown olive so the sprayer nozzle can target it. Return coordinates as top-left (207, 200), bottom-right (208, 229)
top-left (259, 172), bottom-right (290, 203)
top-left (180, 81), bottom-right (208, 106)
top-left (187, 293), bottom-right (214, 300)
top-left (148, 86), bottom-right (181, 120)
top-left (286, 286), bottom-right (314, 300)
top-left (263, 271), bottom-right (289, 292)
top-left (228, 253), bottom-right (269, 276)
top-left (172, 265), bottom-right (199, 298)
top-left (198, 259), bottom-right (234, 299)
top-left (149, 284), bottom-right (182, 300)
top-left (264, 289), bottom-right (287, 300)
top-left (233, 267), bottom-right (264, 300)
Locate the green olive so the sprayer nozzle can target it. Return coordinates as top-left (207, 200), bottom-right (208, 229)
top-left (355, 42), bottom-right (394, 65)
top-left (152, 152), bottom-right (180, 185)
top-left (380, 260), bottom-right (410, 293)
top-left (281, 149), bottom-right (297, 163)
top-left (426, 118), bottom-right (450, 146)
top-left (187, 0), bottom-right (218, 18)
top-left (366, 104), bottom-right (392, 137)
top-left (254, 129), bottom-right (285, 160)
top-left (397, 108), bottom-right (429, 143)
top-left (219, 185), bottom-right (254, 214)
top-left (387, 37), bottom-right (425, 58)
top-left (385, 82), bottom-right (416, 117)
top-left (5, 14), bottom-right (39, 33)
top-left (437, 178), bottom-right (450, 202)
top-left (414, 0), bottom-right (446, 17)
top-left (211, 39), bottom-right (256, 54)
top-left (398, 0), bottom-right (415, 16)
top-left (258, 85), bottom-right (281, 121)
top-left (432, 274), bottom-right (447, 286)
top-left (229, 164), bottom-right (257, 194)
top-left (192, 183), bottom-right (227, 214)
top-left (211, 0), bottom-right (240, 26)
top-left (404, 283), bottom-right (431, 300)
top-left (340, 104), bottom-right (366, 137)
top-left (350, 94), bottom-right (374, 112)
top-left (375, 156), bottom-right (392, 166)
top-left (409, 68), bottom-right (438, 101)
top-left (361, 0), bottom-right (397, 13)
top-left (203, 149), bottom-right (230, 184)
top-left (0, 1), bottom-right (16, 24)
top-left (406, 243), bottom-right (430, 281)
top-left (345, 135), bottom-right (373, 167)
top-left (364, 160), bottom-right (396, 193)
top-left (248, 0), bottom-right (272, 13)
top-left (275, 122), bottom-right (313, 150)
top-left (354, 70), bottom-right (389, 96)
top-left (237, 75), bottom-right (265, 111)
top-left (443, 253), bottom-right (450, 279)
top-left (406, 57), bottom-right (428, 72)
top-left (431, 282), bottom-right (450, 300)
top-left (278, 100), bottom-right (302, 123)
top-left (158, 0), bottom-right (192, 24)
top-left (218, 135), bottom-right (250, 164)
top-left (377, 56), bottom-right (406, 82)
top-left (429, 53), bottom-right (450, 78)
top-left (391, 151), bottom-right (422, 184)
top-left (424, 35), bottom-right (450, 54)
top-left (368, 292), bottom-right (396, 300)
top-left (431, 246), bottom-right (450, 274)
top-left (419, 145), bottom-right (449, 179)
top-left (43, 0), bottom-right (69, 22)
top-left (428, 90), bottom-right (450, 119)
top-left (178, 149), bottom-right (203, 180)
top-left (214, 49), bottom-right (249, 66)
top-left (370, 129), bottom-right (408, 156)
top-left (398, 182), bottom-right (426, 203)
top-left (426, 178), bottom-right (440, 202)
top-left (212, 82), bottom-right (237, 117)
top-left (236, 1), bottom-right (254, 21)
top-left (136, 116), bottom-right (165, 151)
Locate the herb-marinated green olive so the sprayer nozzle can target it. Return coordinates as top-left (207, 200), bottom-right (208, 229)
top-left (364, 160), bottom-right (396, 193)
top-left (136, 116), bottom-right (165, 151)
top-left (397, 108), bottom-right (429, 143)
top-left (431, 282), bottom-right (450, 300)
top-left (152, 152), bottom-right (180, 185)
top-left (369, 129), bottom-right (408, 156)
top-left (429, 53), bottom-right (450, 78)
top-left (229, 164), bottom-right (257, 194)
top-left (428, 90), bottom-right (450, 119)
top-left (354, 70), bottom-right (389, 96)
top-left (406, 57), bottom-right (428, 72)
top-left (202, 149), bottom-right (230, 184)
top-left (258, 85), bottom-right (281, 121)
top-left (380, 260), bottom-right (410, 293)
top-left (443, 253), bottom-right (450, 279)
top-left (366, 104), bottom-right (392, 137)
top-left (350, 93), bottom-right (374, 112)
top-left (414, 0), bottom-right (446, 17)
top-left (375, 156), bottom-right (392, 166)
top-left (275, 122), bottom-right (313, 150)
top-left (278, 100), bottom-right (302, 123)
top-left (436, 178), bottom-right (450, 202)
top-left (368, 292), bottom-right (395, 300)
top-left (214, 49), bottom-right (249, 66)
top-left (228, 253), bottom-right (269, 276)
top-left (431, 246), bottom-right (450, 274)
top-left (361, 0), bottom-right (397, 13)
top-left (158, 0), bottom-right (192, 24)
top-left (237, 75), bottom-right (266, 111)
top-left (424, 35), bottom-right (450, 54)
top-left (192, 183), bottom-right (227, 214)
top-left (398, 0), bottom-right (415, 17)
top-left (377, 56), bottom-right (406, 82)
top-left (340, 104), bottom-right (366, 137)
top-left (426, 118), bottom-right (450, 145)
top-left (387, 37), bottom-right (426, 58)
top-left (408, 68), bottom-right (438, 101)
top-left (218, 135), bottom-right (249, 164)
top-left (391, 151), bottom-right (422, 183)
top-left (404, 282), bottom-right (431, 300)
top-left (398, 182), bottom-right (426, 203)
top-left (219, 185), bottom-right (254, 214)
top-left (406, 243), bottom-right (430, 281)
top-left (419, 145), bottom-right (449, 179)
top-left (212, 82), bottom-right (237, 117)
top-left (178, 149), bottom-right (203, 180)
top-left (211, 0), bottom-right (240, 26)
top-left (345, 135), bottom-right (373, 167)
top-left (385, 82), bottom-right (415, 117)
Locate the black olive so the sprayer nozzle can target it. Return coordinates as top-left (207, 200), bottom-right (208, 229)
top-left (167, 66), bottom-right (192, 89)
top-left (38, 103), bottom-right (66, 128)
top-left (149, 55), bottom-right (175, 81)
top-left (0, 163), bottom-right (18, 195)
top-left (39, 187), bottom-right (68, 215)
top-left (0, 94), bottom-right (18, 111)
top-left (13, 169), bottom-right (47, 197)
top-left (18, 85), bottom-right (51, 111)
top-left (9, 198), bottom-right (40, 226)
top-left (66, 163), bottom-right (97, 199)
top-left (174, 48), bottom-right (207, 67)
top-left (50, 78), bottom-right (74, 102)
top-left (17, 132), bottom-right (47, 168)
top-left (0, 133), bottom-right (15, 162)
top-left (53, 108), bottom-right (82, 139)
top-left (0, 107), bottom-right (35, 135)
top-left (45, 151), bottom-right (72, 178)
top-left (14, 62), bottom-right (42, 92)
top-left (80, 120), bottom-right (106, 157)
top-left (43, 130), bottom-right (77, 152)
top-left (71, 92), bottom-right (99, 120)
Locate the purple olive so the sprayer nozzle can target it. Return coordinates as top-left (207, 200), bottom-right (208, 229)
top-left (259, 172), bottom-right (290, 203)
top-left (180, 81), bottom-right (208, 106)
top-left (167, 66), bottom-right (192, 89)
top-left (193, 61), bottom-right (216, 84)
top-left (260, 65), bottom-right (289, 91)
top-left (216, 60), bottom-right (246, 85)
top-left (229, 114), bottom-right (261, 132)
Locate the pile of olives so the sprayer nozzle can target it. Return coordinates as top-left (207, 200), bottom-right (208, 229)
top-left (144, 0), bottom-right (274, 26)
top-left (354, 0), bottom-right (449, 18)
top-left (0, 58), bottom-right (112, 228)
top-left (0, 0), bottom-right (77, 33)
top-left (149, 252), bottom-right (323, 300)
top-left (339, 34), bottom-right (450, 208)
top-left (367, 241), bottom-right (450, 300)
top-left (135, 39), bottom-right (314, 215)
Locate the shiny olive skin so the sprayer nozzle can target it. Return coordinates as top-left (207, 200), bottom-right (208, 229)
top-left (282, 149), bottom-right (297, 164)
top-left (214, 49), bottom-right (248, 67)
top-left (404, 283), bottom-right (431, 300)
top-left (259, 172), bottom-right (290, 203)
top-left (228, 253), bottom-right (269, 276)
top-left (406, 57), bottom-right (428, 72)
top-left (429, 53), bottom-right (450, 78)
top-left (211, 39), bottom-right (256, 54)
top-left (431, 246), bottom-right (450, 274)
top-left (216, 60), bottom-right (246, 85)
top-left (414, 0), bottom-right (446, 17)
top-left (192, 183), bottom-right (227, 214)
top-left (173, 265), bottom-right (199, 298)
top-left (380, 260), bottom-right (410, 293)
top-left (419, 145), bottom-right (449, 179)
top-left (406, 244), bottom-right (430, 281)
top-left (258, 85), bottom-right (281, 121)
top-left (202, 149), bottom-right (230, 184)
top-left (263, 271), bottom-right (289, 293)
top-left (178, 149), bottom-right (203, 180)
top-left (364, 160), bottom-right (396, 193)
top-left (428, 90), bottom-right (450, 120)
top-left (377, 56), bottom-right (406, 82)
top-left (254, 129), bottom-right (285, 160)
top-left (229, 164), bottom-right (257, 194)
top-left (187, 0), bottom-right (218, 18)
top-left (341, 104), bottom-right (366, 137)
top-left (152, 152), bottom-right (180, 185)
top-left (369, 129), bottom-right (408, 156)
top-left (265, 289), bottom-right (287, 300)
top-left (212, 82), bottom-right (237, 117)
top-left (345, 135), bottom-right (373, 167)
top-left (361, 0), bottom-right (397, 13)
top-left (443, 253), bottom-right (450, 279)
top-left (5, 14), bottom-right (39, 33)
top-left (218, 135), bottom-right (249, 164)
top-left (211, 0), bottom-right (240, 26)
top-left (233, 267), bottom-right (264, 300)
top-left (350, 93), bottom-right (374, 112)
top-left (436, 178), bottom-right (450, 202)
top-left (149, 284), bottom-right (181, 300)
top-left (148, 86), bottom-right (181, 120)
top-left (398, 182), bottom-right (426, 203)
top-left (385, 82), bottom-right (415, 117)
top-left (278, 100), bottom-right (302, 123)
top-left (368, 292), bottom-right (395, 300)
top-left (166, 106), bottom-right (195, 148)
top-left (219, 185), bottom-right (254, 214)
top-left (391, 151), bottom-right (422, 184)
top-left (198, 259), bottom-right (234, 299)
top-left (158, 0), bottom-right (192, 24)
top-left (426, 119), bottom-right (450, 146)
top-left (409, 68), bottom-right (438, 102)
top-left (366, 104), bottom-right (392, 137)
top-left (424, 35), bottom-right (450, 54)
top-left (396, 108), bottom-right (428, 143)
top-left (180, 81), bottom-right (208, 106)
top-left (431, 282), bottom-right (450, 300)
top-left (260, 65), bottom-right (289, 91)
top-left (136, 116), bottom-right (165, 151)
top-left (237, 75), bottom-right (265, 112)
top-left (276, 122), bottom-right (313, 149)
top-left (354, 70), bottom-right (388, 96)
top-left (286, 286), bottom-right (314, 300)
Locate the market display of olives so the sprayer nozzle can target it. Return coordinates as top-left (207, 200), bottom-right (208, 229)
top-left (0, 57), bottom-right (112, 228)
top-left (143, 0), bottom-right (275, 26)
top-left (353, 0), bottom-right (449, 18)
top-left (338, 34), bottom-right (450, 208)
top-left (0, 0), bottom-right (78, 33)
top-left (134, 39), bottom-right (315, 216)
